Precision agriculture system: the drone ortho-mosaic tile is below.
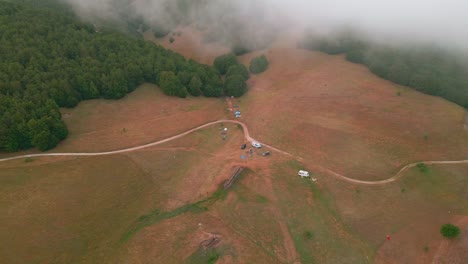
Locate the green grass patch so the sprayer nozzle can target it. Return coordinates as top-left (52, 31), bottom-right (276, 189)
top-left (303, 231), bottom-right (314, 240)
top-left (122, 169), bottom-right (251, 243)
top-left (416, 163), bottom-right (429, 173)
top-left (273, 159), bottom-right (373, 263)
top-left (287, 221), bottom-right (317, 263)
top-left (285, 159), bottom-right (304, 171)
top-left (256, 195), bottom-right (268, 203)
top-left (187, 105), bottom-right (202, 111)
top-left (120, 202), bottom-right (207, 243)
top-left (401, 165), bottom-right (468, 214)
top-left (121, 196), bottom-right (208, 242)
top-left (0, 173), bottom-right (36, 190)
top-left (184, 248), bottom-right (220, 264)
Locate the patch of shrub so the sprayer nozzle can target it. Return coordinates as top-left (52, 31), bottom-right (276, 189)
top-left (249, 55), bottom-right (269, 74)
top-left (416, 163), bottom-right (429, 173)
top-left (303, 231), bottom-right (314, 240)
top-left (440, 224), bottom-right (461, 239)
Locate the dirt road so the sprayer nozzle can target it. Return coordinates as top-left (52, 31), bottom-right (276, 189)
top-left (0, 120), bottom-right (466, 185)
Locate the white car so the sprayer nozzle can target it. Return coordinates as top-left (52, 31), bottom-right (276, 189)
top-left (298, 170), bottom-right (310, 178)
top-left (251, 141), bottom-right (262, 148)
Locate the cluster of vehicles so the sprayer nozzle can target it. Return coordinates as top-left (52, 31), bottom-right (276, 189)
top-left (240, 142), bottom-right (270, 156)
top-left (240, 142), bottom-right (311, 179)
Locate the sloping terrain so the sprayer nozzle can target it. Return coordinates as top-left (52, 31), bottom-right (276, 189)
top-left (236, 46), bottom-right (468, 181)
top-left (1, 24), bottom-right (467, 264)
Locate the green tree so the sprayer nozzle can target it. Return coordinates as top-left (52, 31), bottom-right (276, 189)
top-left (159, 71), bottom-right (187, 98)
top-left (224, 74), bottom-right (247, 97)
top-left (213, 53), bottom-right (238, 75)
top-left (177, 71), bottom-right (193, 86)
top-left (226, 64), bottom-right (249, 80)
top-left (31, 131), bottom-right (59, 151)
top-left (249, 55), bottom-right (269, 74)
top-left (440, 224), bottom-right (461, 239)
top-left (346, 49), bottom-right (365, 64)
top-left (202, 84), bottom-right (223, 97)
top-left (153, 27), bottom-right (170, 38)
top-left (187, 75), bottom-right (202, 96)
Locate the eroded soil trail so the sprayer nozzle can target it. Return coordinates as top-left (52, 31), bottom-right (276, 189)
top-left (0, 120), bottom-right (467, 185)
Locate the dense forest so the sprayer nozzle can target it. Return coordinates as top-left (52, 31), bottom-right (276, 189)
top-left (0, 0), bottom-right (241, 152)
top-left (300, 33), bottom-right (468, 109)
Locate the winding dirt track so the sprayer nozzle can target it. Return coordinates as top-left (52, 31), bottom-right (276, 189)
top-left (0, 120), bottom-right (466, 185)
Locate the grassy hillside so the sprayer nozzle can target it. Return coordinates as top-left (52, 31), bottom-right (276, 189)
top-left (57, 84), bottom-right (225, 153)
top-left (0, 122), bottom-right (246, 263)
top-left (300, 32), bottom-right (468, 109)
top-left (1, 55), bottom-right (466, 262)
top-left (235, 47), bottom-right (468, 180)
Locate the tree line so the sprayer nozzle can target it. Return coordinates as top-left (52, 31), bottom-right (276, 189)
top-left (300, 32), bottom-right (468, 109)
top-left (0, 1), bottom-right (244, 152)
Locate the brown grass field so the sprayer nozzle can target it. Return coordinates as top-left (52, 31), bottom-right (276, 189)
top-left (0, 29), bottom-right (467, 263)
top-left (236, 45), bottom-right (468, 181)
top-left (58, 84), bottom-right (226, 153)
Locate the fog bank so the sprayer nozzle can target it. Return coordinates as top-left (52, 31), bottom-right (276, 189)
top-left (64, 0), bottom-right (468, 50)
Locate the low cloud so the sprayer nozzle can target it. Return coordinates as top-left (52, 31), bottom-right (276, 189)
top-left (63, 0), bottom-right (468, 50)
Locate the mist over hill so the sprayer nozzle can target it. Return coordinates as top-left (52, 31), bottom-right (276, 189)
top-left (64, 0), bottom-right (468, 52)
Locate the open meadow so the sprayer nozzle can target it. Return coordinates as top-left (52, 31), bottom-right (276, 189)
top-left (1, 27), bottom-right (467, 264)
top-left (235, 44), bottom-right (468, 181)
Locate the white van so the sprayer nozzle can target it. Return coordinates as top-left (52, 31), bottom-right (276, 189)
top-left (298, 170), bottom-right (310, 178)
top-left (251, 141), bottom-right (262, 148)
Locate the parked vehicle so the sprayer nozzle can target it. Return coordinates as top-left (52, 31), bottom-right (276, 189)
top-left (262, 151), bottom-right (271, 156)
top-left (298, 170), bottom-right (310, 178)
top-left (241, 144), bottom-right (247, 149)
top-left (251, 141), bottom-right (262, 148)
